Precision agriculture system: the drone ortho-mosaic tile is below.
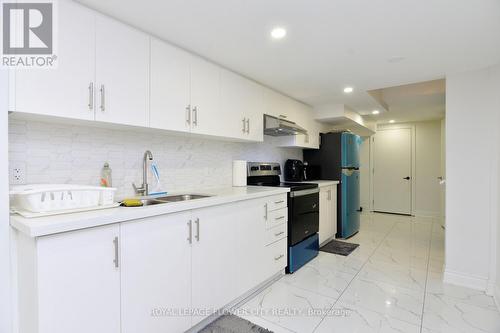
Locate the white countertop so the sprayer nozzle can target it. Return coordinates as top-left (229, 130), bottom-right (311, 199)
top-left (301, 180), bottom-right (340, 187)
top-left (10, 186), bottom-right (289, 237)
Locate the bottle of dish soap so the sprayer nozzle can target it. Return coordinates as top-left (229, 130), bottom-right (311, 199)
top-left (100, 162), bottom-right (112, 187)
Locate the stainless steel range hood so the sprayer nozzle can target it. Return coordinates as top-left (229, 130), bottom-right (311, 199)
top-left (263, 114), bottom-right (308, 136)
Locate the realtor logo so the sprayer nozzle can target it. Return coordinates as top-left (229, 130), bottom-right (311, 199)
top-left (1, 1), bottom-right (57, 68)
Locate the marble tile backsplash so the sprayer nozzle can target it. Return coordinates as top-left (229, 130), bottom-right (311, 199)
top-left (9, 119), bottom-right (303, 199)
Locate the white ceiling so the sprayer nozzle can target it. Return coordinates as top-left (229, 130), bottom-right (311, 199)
top-left (77, 0), bottom-right (500, 117)
top-left (366, 79), bottom-right (446, 123)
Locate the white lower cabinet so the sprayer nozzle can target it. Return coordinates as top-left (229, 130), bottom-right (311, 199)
top-left (318, 185), bottom-right (338, 244)
top-left (120, 211), bottom-right (192, 333)
top-left (17, 224), bottom-right (121, 333)
top-left (16, 195), bottom-right (288, 333)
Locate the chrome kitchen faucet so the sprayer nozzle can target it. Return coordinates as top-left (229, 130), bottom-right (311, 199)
top-left (132, 150), bottom-right (154, 196)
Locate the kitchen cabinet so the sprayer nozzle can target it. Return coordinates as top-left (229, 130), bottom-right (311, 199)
top-left (150, 38), bottom-right (191, 132)
top-left (220, 69), bottom-right (264, 141)
top-left (16, 194), bottom-right (288, 333)
top-left (318, 185), bottom-right (338, 245)
top-left (95, 14), bottom-right (150, 127)
top-left (17, 224), bottom-right (121, 333)
top-left (120, 212), bottom-right (192, 333)
top-left (12, 0), bottom-right (95, 120)
top-left (189, 57), bottom-right (222, 137)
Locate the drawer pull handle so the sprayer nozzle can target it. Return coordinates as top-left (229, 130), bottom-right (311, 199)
top-left (274, 200), bottom-right (285, 204)
top-left (274, 231), bottom-right (284, 237)
top-left (274, 254), bottom-right (284, 261)
top-left (275, 216), bottom-right (285, 220)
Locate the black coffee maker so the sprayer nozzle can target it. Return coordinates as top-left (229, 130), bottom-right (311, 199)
top-left (284, 159), bottom-right (304, 181)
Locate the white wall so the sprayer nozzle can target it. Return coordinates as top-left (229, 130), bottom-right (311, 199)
top-left (361, 120), bottom-right (443, 216)
top-left (445, 63), bottom-right (500, 292)
top-left (1, 71), bottom-right (12, 332)
top-left (8, 119), bottom-right (303, 200)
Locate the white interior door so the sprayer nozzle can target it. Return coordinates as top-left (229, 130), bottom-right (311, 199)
top-left (373, 128), bottom-right (412, 215)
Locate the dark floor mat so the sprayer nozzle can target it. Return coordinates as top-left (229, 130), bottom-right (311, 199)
top-left (198, 314), bottom-right (273, 333)
top-left (320, 239), bottom-right (359, 256)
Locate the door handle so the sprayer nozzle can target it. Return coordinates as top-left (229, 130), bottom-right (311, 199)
top-left (192, 106), bottom-right (198, 126)
top-left (88, 82), bottom-right (94, 111)
top-left (246, 118), bottom-right (250, 134)
top-left (186, 105), bottom-right (191, 125)
top-left (194, 218), bottom-right (200, 242)
top-left (242, 118), bottom-right (246, 133)
top-left (112, 236), bottom-right (119, 268)
top-left (187, 220), bottom-right (192, 244)
top-left (99, 84), bottom-right (105, 112)
top-left (327, 190), bottom-right (331, 200)
top-left (403, 176), bottom-right (411, 180)
top-left (264, 203), bottom-right (268, 219)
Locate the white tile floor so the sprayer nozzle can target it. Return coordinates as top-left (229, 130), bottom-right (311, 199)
top-left (238, 213), bottom-right (500, 333)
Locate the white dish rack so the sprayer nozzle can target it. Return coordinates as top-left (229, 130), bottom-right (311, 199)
top-left (10, 184), bottom-right (117, 214)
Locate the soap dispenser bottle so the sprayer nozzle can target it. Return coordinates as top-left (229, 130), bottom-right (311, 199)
top-left (100, 162), bottom-right (112, 187)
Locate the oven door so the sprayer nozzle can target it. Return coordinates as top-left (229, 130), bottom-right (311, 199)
top-left (288, 189), bottom-right (320, 246)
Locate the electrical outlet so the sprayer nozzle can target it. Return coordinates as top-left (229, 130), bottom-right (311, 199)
top-left (10, 162), bottom-right (26, 185)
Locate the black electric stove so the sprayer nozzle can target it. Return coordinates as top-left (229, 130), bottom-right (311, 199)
top-left (247, 162), bottom-right (319, 273)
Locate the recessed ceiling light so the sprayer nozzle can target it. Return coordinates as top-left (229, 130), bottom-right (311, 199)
top-left (372, 110), bottom-right (380, 115)
top-left (270, 27), bottom-right (287, 39)
top-left (343, 87), bottom-right (353, 93)
top-left (389, 120), bottom-right (395, 123)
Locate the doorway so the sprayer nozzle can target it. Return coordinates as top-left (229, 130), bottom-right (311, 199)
top-left (372, 127), bottom-right (413, 215)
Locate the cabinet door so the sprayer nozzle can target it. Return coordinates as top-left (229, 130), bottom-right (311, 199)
top-left (318, 186), bottom-right (330, 245)
top-left (331, 185), bottom-right (338, 237)
top-left (14, 0), bottom-right (95, 120)
top-left (120, 212), bottom-right (192, 333)
top-left (36, 224), bottom-right (120, 333)
top-left (232, 199), bottom-right (267, 295)
top-left (190, 57), bottom-right (222, 136)
top-left (220, 69), bottom-right (264, 141)
top-left (95, 15), bottom-right (149, 126)
top-left (191, 204), bottom-right (239, 325)
top-left (150, 38), bottom-right (191, 132)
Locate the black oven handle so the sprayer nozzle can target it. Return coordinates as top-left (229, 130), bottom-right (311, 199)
top-left (289, 188), bottom-right (320, 197)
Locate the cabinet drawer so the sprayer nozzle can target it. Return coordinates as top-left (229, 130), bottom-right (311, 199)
top-left (266, 223), bottom-right (287, 245)
top-left (266, 238), bottom-right (287, 274)
top-left (266, 195), bottom-right (287, 212)
top-left (266, 208), bottom-right (287, 229)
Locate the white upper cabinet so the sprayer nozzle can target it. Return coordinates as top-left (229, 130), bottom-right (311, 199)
top-left (36, 224), bottom-right (121, 333)
top-left (220, 69), bottom-right (264, 141)
top-left (13, 0), bottom-right (95, 120)
top-left (95, 14), bottom-right (149, 127)
top-left (120, 212), bottom-right (192, 333)
top-left (150, 38), bottom-right (191, 132)
top-left (189, 57), bottom-right (222, 136)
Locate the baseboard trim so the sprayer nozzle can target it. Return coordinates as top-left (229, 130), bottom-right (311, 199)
top-left (413, 210), bottom-right (441, 218)
top-left (494, 285), bottom-right (500, 311)
top-left (443, 269), bottom-right (488, 291)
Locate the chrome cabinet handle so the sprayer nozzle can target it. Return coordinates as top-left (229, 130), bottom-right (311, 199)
top-left (246, 119), bottom-right (250, 134)
top-left (274, 200), bottom-right (285, 204)
top-left (274, 231), bottom-right (284, 237)
top-left (113, 236), bottom-right (119, 268)
top-left (88, 82), bottom-right (94, 110)
top-left (242, 118), bottom-right (246, 133)
top-left (186, 105), bottom-right (191, 125)
top-left (274, 254), bottom-right (284, 261)
top-left (99, 84), bottom-right (105, 112)
top-left (194, 218), bottom-right (200, 242)
top-left (327, 190), bottom-right (331, 200)
top-left (192, 106), bottom-right (198, 126)
top-left (275, 216), bottom-right (285, 221)
top-left (264, 203), bottom-right (268, 219)
top-left (187, 220), bottom-right (192, 244)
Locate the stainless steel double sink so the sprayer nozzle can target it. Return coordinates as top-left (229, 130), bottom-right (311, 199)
top-left (139, 194), bottom-right (212, 206)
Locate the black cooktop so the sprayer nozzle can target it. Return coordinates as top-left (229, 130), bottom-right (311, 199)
top-left (249, 181), bottom-right (318, 191)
